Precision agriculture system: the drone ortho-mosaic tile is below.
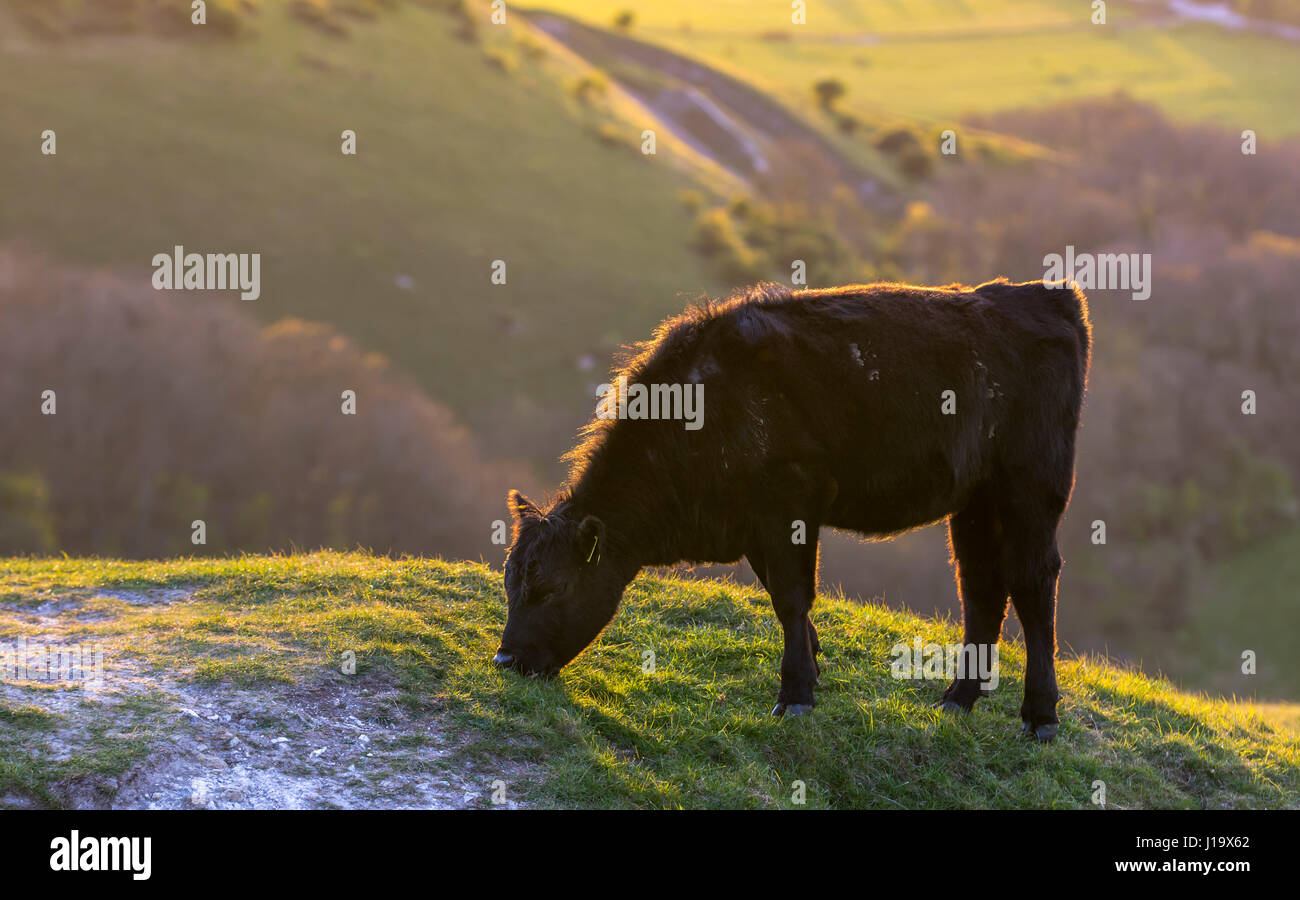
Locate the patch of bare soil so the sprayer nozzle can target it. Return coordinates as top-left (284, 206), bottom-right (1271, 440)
top-left (0, 588), bottom-right (522, 810)
top-left (101, 675), bottom-right (514, 810)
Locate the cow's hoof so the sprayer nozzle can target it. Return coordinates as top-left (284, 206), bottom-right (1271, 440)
top-left (938, 700), bottom-right (969, 715)
top-left (772, 702), bottom-right (815, 718)
top-left (1021, 721), bottom-right (1058, 743)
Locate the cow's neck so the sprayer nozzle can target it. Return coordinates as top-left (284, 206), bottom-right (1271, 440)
top-left (567, 442), bottom-right (693, 570)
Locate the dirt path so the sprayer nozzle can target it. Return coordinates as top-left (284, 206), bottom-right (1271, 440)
top-left (521, 3), bottom-right (1298, 201)
top-left (0, 587), bottom-right (519, 810)
top-left (524, 10), bottom-right (899, 211)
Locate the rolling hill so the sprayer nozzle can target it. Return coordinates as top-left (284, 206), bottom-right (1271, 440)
top-left (0, 0), bottom-right (736, 460)
top-left (1, 553), bottom-right (1295, 808)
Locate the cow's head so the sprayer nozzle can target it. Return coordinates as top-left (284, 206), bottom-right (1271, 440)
top-left (494, 491), bottom-right (626, 677)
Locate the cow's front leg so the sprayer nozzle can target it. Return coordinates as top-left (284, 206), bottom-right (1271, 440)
top-left (748, 544), bottom-right (822, 695)
top-left (748, 529), bottom-right (820, 718)
top-left (940, 496), bottom-right (1007, 714)
top-left (773, 595), bottom-right (818, 716)
top-left (748, 463), bottom-right (832, 717)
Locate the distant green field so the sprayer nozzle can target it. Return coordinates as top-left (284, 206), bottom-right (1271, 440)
top-left (0, 2), bottom-right (727, 442)
top-left (1167, 526), bottom-right (1300, 702)
top-left (540, 0), bottom-right (1300, 134)
top-left (536, 0), bottom-right (1092, 36)
top-left (2, 552), bottom-right (1296, 808)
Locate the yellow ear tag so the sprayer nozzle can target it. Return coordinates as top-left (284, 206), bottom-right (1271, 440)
top-left (587, 535), bottom-right (600, 565)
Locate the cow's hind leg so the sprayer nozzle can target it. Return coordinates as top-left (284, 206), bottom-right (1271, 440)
top-left (808, 617), bottom-right (822, 682)
top-left (940, 494), bottom-right (1008, 714)
top-left (748, 531), bottom-right (819, 717)
top-left (1005, 526), bottom-right (1063, 743)
top-left (999, 484), bottom-right (1067, 742)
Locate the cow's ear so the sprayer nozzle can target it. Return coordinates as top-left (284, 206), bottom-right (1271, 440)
top-left (577, 515), bottom-right (606, 565)
top-left (508, 490), bottom-right (541, 522)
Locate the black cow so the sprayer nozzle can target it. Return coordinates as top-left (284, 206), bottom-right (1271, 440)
top-left (496, 279), bottom-right (1090, 741)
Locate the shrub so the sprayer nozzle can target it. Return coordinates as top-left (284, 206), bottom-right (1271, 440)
top-left (874, 126), bottom-right (922, 155)
top-left (593, 122), bottom-right (627, 148)
top-left (288, 0), bottom-right (349, 37)
top-left (571, 71), bottom-right (610, 105)
top-left (727, 195), bottom-right (754, 221)
top-left (513, 32), bottom-right (548, 61)
top-left (676, 190), bottom-right (705, 215)
top-left (689, 208), bottom-right (740, 257)
top-left (689, 207), bottom-right (773, 285)
top-left (812, 77), bottom-right (847, 109)
top-left (482, 47), bottom-right (517, 74)
top-left (899, 147), bottom-right (934, 180)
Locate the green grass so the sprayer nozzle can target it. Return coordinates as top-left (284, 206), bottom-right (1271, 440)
top-left (1169, 525), bottom-right (1300, 702)
top-left (542, 0), bottom-right (1300, 135)
top-left (0, 688), bottom-right (168, 808)
top-left (0, 1), bottom-right (729, 440)
top-left (2, 552), bottom-right (1296, 808)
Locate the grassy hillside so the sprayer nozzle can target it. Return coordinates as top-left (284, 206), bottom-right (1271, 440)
top-left (540, 0), bottom-right (1300, 134)
top-left (1, 553), bottom-right (1296, 809)
top-left (0, 1), bottom-right (729, 446)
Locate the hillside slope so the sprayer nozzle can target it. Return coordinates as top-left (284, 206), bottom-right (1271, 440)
top-left (0, 1), bottom-right (731, 452)
top-left (1, 553), bottom-right (1295, 809)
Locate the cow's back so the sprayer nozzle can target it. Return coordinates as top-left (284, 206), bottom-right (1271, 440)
top-left (657, 281), bottom-right (1089, 536)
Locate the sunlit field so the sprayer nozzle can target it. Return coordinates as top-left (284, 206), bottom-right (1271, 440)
top-left (535, 0), bottom-right (1094, 36)
top-left (541, 0), bottom-right (1300, 133)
